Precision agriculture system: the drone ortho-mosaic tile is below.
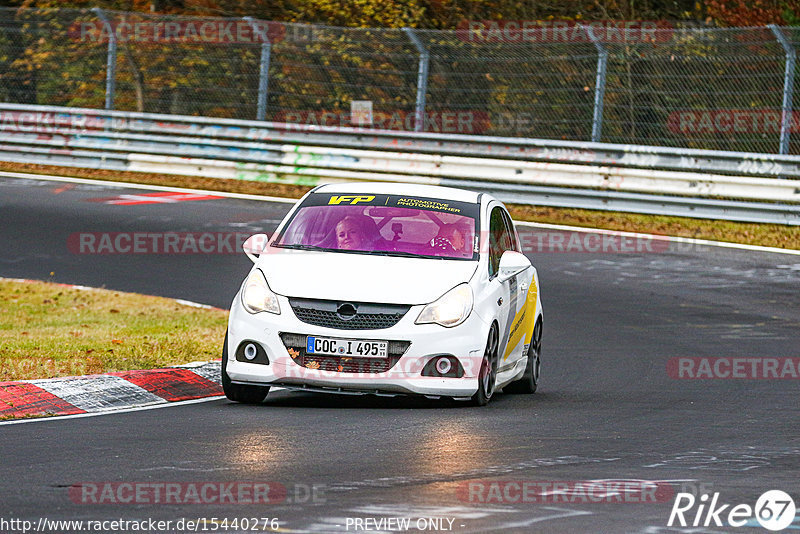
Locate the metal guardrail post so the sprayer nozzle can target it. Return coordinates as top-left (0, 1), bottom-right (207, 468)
top-left (92, 8), bottom-right (117, 111)
top-left (583, 24), bottom-right (608, 143)
top-left (244, 17), bottom-right (272, 121)
top-left (769, 25), bottom-right (796, 155)
top-left (403, 28), bottom-right (429, 133)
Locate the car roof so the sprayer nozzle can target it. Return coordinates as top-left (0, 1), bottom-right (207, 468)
top-left (312, 182), bottom-right (483, 204)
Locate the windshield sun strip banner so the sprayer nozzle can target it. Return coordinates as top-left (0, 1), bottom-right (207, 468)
top-left (300, 193), bottom-right (479, 217)
top-left (271, 193), bottom-right (481, 260)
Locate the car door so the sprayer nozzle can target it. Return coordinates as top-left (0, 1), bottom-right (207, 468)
top-left (499, 208), bottom-right (536, 369)
top-left (487, 205), bottom-right (515, 371)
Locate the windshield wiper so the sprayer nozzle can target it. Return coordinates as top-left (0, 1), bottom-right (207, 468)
top-left (271, 243), bottom-right (332, 252)
top-left (362, 250), bottom-right (445, 260)
top-left (271, 243), bottom-right (373, 256)
top-left (273, 244), bottom-right (460, 260)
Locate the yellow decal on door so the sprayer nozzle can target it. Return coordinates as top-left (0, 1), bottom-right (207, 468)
top-left (503, 278), bottom-right (538, 360)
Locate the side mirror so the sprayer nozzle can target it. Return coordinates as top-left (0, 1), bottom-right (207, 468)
top-left (497, 250), bottom-right (531, 282)
top-left (243, 233), bottom-right (269, 263)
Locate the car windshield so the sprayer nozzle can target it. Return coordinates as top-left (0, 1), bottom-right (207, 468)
top-left (273, 193), bottom-right (479, 260)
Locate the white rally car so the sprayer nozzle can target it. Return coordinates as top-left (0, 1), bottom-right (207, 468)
top-left (223, 183), bottom-right (542, 406)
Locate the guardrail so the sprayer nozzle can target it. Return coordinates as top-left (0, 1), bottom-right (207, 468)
top-left (1, 103), bottom-right (800, 225)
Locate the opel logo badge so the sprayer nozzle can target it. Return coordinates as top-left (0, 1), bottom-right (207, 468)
top-left (337, 302), bottom-right (357, 320)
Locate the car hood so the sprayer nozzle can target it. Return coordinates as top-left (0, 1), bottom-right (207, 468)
top-left (257, 250), bottom-right (478, 305)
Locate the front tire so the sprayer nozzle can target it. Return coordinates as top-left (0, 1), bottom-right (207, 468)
top-left (472, 325), bottom-right (499, 406)
top-left (221, 332), bottom-right (270, 404)
top-left (505, 318), bottom-right (542, 394)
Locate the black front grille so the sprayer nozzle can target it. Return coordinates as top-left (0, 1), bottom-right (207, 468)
top-left (279, 333), bottom-right (410, 374)
top-left (299, 354), bottom-right (395, 374)
top-left (289, 298), bottom-right (409, 330)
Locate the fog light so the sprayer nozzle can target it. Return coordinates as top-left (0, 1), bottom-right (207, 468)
top-left (421, 354), bottom-right (464, 378)
top-left (235, 341), bottom-right (269, 365)
top-left (435, 357), bottom-right (452, 375)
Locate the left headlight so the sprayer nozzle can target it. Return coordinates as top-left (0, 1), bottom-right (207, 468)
top-left (242, 269), bottom-right (281, 315)
top-left (415, 283), bottom-right (473, 328)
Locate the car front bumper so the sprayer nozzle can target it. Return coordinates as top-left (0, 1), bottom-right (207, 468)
top-left (226, 292), bottom-right (490, 398)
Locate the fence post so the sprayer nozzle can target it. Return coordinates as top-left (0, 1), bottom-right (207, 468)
top-left (403, 28), bottom-right (429, 132)
top-left (92, 8), bottom-right (117, 111)
top-left (583, 24), bottom-right (608, 143)
top-left (244, 17), bottom-right (272, 121)
top-left (769, 24), bottom-right (795, 155)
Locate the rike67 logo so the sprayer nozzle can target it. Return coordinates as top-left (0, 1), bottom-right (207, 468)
top-left (669, 490), bottom-right (796, 531)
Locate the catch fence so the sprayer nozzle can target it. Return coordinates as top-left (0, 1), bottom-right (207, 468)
top-left (0, 9), bottom-right (798, 154)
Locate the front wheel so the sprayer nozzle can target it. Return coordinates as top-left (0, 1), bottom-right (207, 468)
top-left (472, 325), bottom-right (498, 406)
top-left (221, 332), bottom-right (270, 404)
top-left (505, 318), bottom-right (542, 394)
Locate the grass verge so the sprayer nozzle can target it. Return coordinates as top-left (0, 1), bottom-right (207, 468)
top-left (1, 162), bottom-right (798, 250)
top-left (0, 278), bottom-right (227, 382)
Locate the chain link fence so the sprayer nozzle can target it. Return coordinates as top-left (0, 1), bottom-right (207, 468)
top-left (0, 8), bottom-right (798, 154)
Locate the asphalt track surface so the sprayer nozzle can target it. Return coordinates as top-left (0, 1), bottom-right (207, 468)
top-left (1, 174), bottom-right (799, 533)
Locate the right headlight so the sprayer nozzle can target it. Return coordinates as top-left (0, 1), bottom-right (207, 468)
top-left (241, 269), bottom-right (280, 315)
top-left (415, 283), bottom-right (473, 328)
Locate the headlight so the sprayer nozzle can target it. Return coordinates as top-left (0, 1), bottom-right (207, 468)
top-left (242, 269), bottom-right (280, 315)
top-left (415, 283), bottom-right (473, 327)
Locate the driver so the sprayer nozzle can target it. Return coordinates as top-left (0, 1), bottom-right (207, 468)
top-left (431, 223), bottom-right (468, 254)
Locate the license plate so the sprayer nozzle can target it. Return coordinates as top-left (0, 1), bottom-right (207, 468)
top-left (306, 336), bottom-right (388, 358)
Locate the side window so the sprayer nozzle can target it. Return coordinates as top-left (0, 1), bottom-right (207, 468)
top-left (500, 210), bottom-right (519, 251)
top-left (488, 207), bottom-right (511, 277)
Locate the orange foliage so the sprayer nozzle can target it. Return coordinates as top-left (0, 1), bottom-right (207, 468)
top-left (705, 0), bottom-right (791, 26)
